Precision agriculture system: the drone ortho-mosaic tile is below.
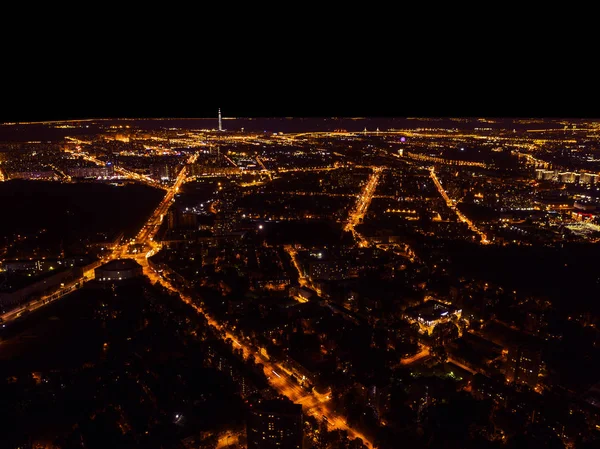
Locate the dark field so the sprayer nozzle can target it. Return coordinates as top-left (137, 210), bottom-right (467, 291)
top-left (0, 180), bottom-right (164, 245)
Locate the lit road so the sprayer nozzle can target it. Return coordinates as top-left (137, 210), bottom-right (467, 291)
top-left (1, 278), bottom-right (83, 323)
top-left (375, 243), bottom-right (417, 263)
top-left (276, 191), bottom-right (394, 200)
top-left (429, 167), bottom-right (490, 244)
top-left (216, 431), bottom-right (241, 448)
top-left (49, 164), bottom-right (72, 182)
top-left (255, 155), bottom-right (273, 181)
top-left (135, 152), bottom-right (198, 245)
top-left (399, 345), bottom-right (430, 365)
top-left (1, 256), bottom-right (111, 325)
top-left (405, 152), bottom-right (486, 168)
top-left (278, 166), bottom-right (339, 174)
top-left (344, 167), bottom-right (383, 247)
top-left (283, 245), bottom-right (310, 288)
top-left (513, 150), bottom-right (550, 168)
top-left (398, 343), bottom-right (477, 375)
top-left (222, 153), bottom-right (239, 169)
top-left (255, 155), bottom-right (268, 171)
top-left (447, 357), bottom-right (477, 374)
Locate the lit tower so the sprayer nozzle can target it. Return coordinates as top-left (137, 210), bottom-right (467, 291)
top-left (218, 108), bottom-right (223, 132)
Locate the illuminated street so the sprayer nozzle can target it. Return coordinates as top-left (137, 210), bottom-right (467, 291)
top-left (283, 245), bottom-right (310, 288)
top-left (344, 166), bottom-right (382, 246)
top-left (135, 152), bottom-right (199, 245)
top-left (399, 345), bottom-right (430, 365)
top-left (216, 431), bottom-right (241, 448)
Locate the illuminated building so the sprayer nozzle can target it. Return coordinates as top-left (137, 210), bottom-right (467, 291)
top-left (167, 209), bottom-right (198, 230)
top-left (66, 165), bottom-right (114, 178)
top-left (506, 343), bottom-right (542, 387)
top-left (218, 108), bottom-right (223, 132)
top-left (403, 299), bottom-right (462, 336)
top-left (540, 170), bottom-right (556, 181)
top-left (580, 173), bottom-right (598, 185)
top-left (152, 164), bottom-right (173, 181)
top-left (535, 168), bottom-right (545, 180)
top-left (114, 133), bottom-right (130, 143)
top-left (247, 398), bottom-right (303, 449)
top-left (558, 172), bottom-right (577, 183)
top-left (574, 201), bottom-right (597, 212)
top-left (308, 259), bottom-right (352, 281)
top-left (8, 170), bottom-right (57, 180)
top-left (95, 259), bottom-right (143, 282)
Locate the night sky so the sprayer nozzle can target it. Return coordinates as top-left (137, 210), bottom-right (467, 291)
top-left (3, 31), bottom-right (596, 122)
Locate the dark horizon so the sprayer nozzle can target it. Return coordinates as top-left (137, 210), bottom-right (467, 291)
top-left (5, 114), bottom-right (600, 123)
top-left (4, 72), bottom-right (598, 123)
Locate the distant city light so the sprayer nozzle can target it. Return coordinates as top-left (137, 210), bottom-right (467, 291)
top-left (2, 118), bottom-right (592, 449)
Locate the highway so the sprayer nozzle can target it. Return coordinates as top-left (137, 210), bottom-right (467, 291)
top-left (135, 152), bottom-right (198, 245)
top-left (0, 277), bottom-right (84, 323)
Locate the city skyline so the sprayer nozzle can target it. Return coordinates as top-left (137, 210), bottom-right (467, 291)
top-left (1, 117), bottom-right (599, 448)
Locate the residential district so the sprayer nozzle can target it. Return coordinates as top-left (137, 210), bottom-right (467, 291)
top-left (0, 117), bottom-right (599, 449)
